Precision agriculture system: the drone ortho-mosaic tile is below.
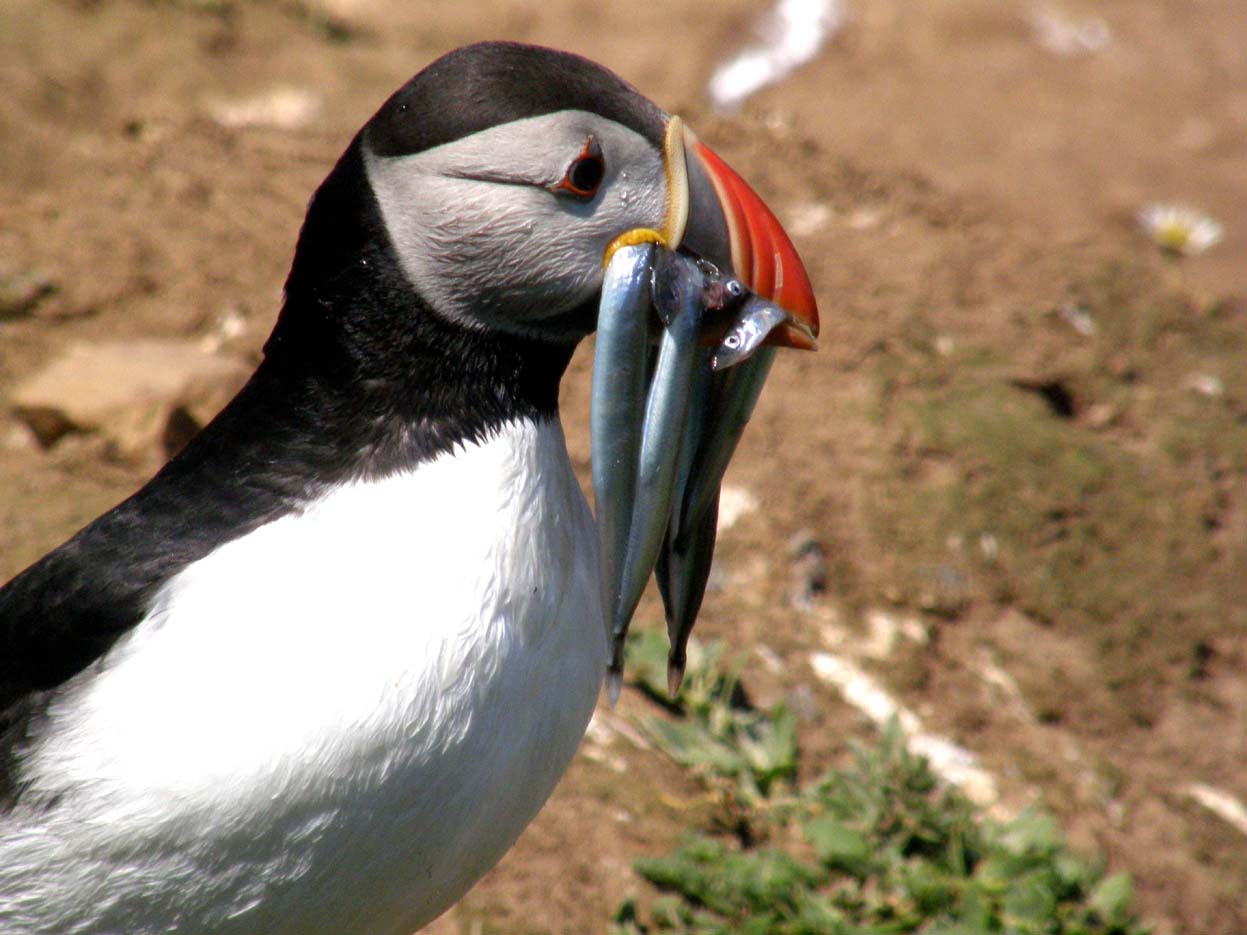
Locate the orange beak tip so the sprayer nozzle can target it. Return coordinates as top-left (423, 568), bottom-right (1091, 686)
top-left (772, 320), bottom-right (819, 351)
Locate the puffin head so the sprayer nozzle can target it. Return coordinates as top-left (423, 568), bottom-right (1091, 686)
top-left (280, 42), bottom-right (817, 353)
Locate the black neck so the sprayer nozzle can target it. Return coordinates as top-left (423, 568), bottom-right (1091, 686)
top-left (251, 303), bottom-right (574, 484)
top-left (255, 134), bottom-right (577, 481)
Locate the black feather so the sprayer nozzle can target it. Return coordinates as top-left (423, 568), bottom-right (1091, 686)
top-left (365, 41), bottom-right (666, 159)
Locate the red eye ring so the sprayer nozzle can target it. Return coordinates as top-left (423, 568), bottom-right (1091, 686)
top-left (550, 136), bottom-right (605, 199)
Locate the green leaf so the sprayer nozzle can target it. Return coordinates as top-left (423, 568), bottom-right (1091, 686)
top-left (739, 705), bottom-right (798, 789)
top-left (804, 816), bottom-right (873, 877)
top-left (1003, 872), bottom-right (1058, 926)
top-left (952, 882), bottom-right (995, 934)
top-left (900, 860), bottom-right (955, 914)
top-left (645, 719), bottom-right (744, 777)
top-left (1053, 854), bottom-right (1096, 893)
top-left (1087, 872), bottom-right (1134, 926)
top-left (626, 630), bottom-right (679, 703)
top-left (999, 811), bottom-right (1060, 857)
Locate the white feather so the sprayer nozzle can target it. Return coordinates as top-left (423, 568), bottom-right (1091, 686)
top-left (0, 417), bottom-right (607, 935)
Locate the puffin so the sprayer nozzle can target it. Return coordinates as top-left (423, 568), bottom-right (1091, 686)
top-left (0, 42), bottom-right (817, 934)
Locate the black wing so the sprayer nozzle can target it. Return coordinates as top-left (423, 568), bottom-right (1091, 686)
top-left (0, 483), bottom-right (240, 715)
top-left (0, 493), bottom-right (187, 806)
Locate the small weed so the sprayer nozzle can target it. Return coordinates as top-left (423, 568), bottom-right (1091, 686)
top-left (615, 641), bottom-right (1149, 935)
top-left (625, 632), bottom-right (798, 811)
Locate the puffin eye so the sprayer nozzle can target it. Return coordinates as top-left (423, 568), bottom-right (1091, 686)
top-left (550, 137), bottom-right (605, 199)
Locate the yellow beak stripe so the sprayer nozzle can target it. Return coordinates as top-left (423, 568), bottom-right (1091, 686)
top-left (601, 116), bottom-right (690, 268)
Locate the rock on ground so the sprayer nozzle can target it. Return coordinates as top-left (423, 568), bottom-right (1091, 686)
top-left (11, 340), bottom-right (250, 462)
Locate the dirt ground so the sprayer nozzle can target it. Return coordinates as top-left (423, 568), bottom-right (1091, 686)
top-left (2, 0), bottom-right (1245, 932)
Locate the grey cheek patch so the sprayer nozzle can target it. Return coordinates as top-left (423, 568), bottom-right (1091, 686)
top-left (363, 111), bottom-right (668, 336)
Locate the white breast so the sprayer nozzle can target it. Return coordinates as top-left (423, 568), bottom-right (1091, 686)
top-left (0, 417), bottom-right (608, 935)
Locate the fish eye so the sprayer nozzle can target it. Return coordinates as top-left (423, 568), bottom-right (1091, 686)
top-left (551, 137), bottom-right (605, 199)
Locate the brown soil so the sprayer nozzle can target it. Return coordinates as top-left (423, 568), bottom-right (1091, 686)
top-left (2, 1), bottom-right (1244, 932)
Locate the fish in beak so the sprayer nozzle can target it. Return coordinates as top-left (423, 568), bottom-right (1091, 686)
top-left (592, 116), bottom-right (819, 702)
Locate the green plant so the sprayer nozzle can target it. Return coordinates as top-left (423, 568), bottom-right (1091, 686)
top-left (615, 640), bottom-right (1148, 935)
top-left (625, 632), bottom-right (798, 809)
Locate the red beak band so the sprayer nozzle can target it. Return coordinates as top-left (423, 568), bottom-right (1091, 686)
top-left (680, 129), bottom-right (819, 349)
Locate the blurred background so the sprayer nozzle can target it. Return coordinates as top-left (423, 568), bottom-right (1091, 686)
top-left (1, 1), bottom-right (1244, 932)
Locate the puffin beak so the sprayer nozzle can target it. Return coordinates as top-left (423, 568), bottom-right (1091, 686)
top-left (602, 116), bottom-right (819, 348)
top-left (593, 116), bottom-right (819, 701)
top-left (664, 117), bottom-right (820, 349)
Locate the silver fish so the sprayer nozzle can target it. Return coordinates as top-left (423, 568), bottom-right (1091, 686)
top-left (591, 242), bottom-right (656, 652)
top-left (591, 245), bottom-right (783, 697)
top-left (655, 494), bottom-right (718, 697)
top-left (654, 348), bottom-right (714, 695)
top-left (607, 251), bottom-right (704, 673)
top-left (711, 296), bottom-right (791, 371)
top-left (676, 347), bottom-right (776, 552)
top-left (656, 347), bottom-right (776, 695)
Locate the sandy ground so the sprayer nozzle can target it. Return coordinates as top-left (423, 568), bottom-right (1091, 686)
top-left (2, 0), bottom-right (1245, 932)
